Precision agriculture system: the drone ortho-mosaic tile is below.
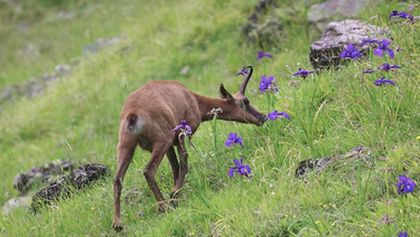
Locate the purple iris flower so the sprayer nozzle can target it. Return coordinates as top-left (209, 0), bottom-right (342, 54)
top-left (257, 51), bottom-right (272, 61)
top-left (228, 158), bottom-right (251, 178)
top-left (398, 231), bottom-right (408, 237)
top-left (225, 132), bottom-right (244, 147)
top-left (172, 120), bottom-right (192, 136)
top-left (259, 75), bottom-right (278, 93)
top-left (293, 68), bottom-right (315, 78)
top-left (397, 175), bottom-right (417, 194)
top-left (378, 63), bottom-right (401, 72)
top-left (374, 77), bottom-right (396, 86)
top-left (339, 44), bottom-right (362, 60)
top-left (267, 110), bottom-right (290, 120)
top-left (361, 38), bottom-right (379, 46)
top-left (374, 39), bottom-right (394, 59)
top-left (389, 10), bottom-right (414, 22)
top-left (237, 66), bottom-right (250, 76)
top-left (363, 68), bottom-right (376, 74)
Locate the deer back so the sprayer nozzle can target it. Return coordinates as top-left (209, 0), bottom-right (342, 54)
top-left (120, 81), bottom-right (201, 150)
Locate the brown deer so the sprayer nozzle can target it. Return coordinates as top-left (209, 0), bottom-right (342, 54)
top-left (112, 66), bottom-right (266, 230)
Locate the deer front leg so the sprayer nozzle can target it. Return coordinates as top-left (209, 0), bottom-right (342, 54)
top-left (170, 136), bottom-right (188, 203)
top-left (112, 140), bottom-right (136, 231)
top-left (144, 142), bottom-right (172, 212)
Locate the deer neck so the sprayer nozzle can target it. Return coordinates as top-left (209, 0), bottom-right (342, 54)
top-left (193, 93), bottom-right (233, 122)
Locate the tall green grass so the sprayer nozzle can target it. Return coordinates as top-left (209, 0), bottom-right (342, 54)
top-left (0, 0), bottom-right (419, 236)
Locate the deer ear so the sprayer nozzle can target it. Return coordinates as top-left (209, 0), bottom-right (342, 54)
top-left (219, 84), bottom-right (234, 101)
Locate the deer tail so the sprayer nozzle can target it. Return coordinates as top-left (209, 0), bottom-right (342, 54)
top-left (126, 113), bottom-right (139, 132)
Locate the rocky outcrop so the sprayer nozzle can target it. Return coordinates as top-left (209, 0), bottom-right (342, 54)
top-left (309, 19), bottom-right (389, 70)
top-left (13, 160), bottom-right (74, 195)
top-left (31, 163), bottom-right (108, 211)
top-left (0, 34), bottom-right (127, 112)
top-left (4, 161), bottom-right (108, 215)
top-left (83, 35), bottom-right (127, 54)
top-left (0, 64), bottom-right (72, 109)
top-left (295, 146), bottom-right (371, 179)
top-left (242, 0), bottom-right (280, 47)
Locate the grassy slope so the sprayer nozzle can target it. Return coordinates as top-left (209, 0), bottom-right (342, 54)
top-left (0, 0), bottom-right (419, 236)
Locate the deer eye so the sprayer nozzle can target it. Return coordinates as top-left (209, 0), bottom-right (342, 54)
top-left (242, 98), bottom-right (250, 107)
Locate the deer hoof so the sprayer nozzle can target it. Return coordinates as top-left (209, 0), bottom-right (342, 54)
top-left (158, 203), bottom-right (170, 213)
top-left (169, 193), bottom-right (179, 208)
top-left (170, 199), bottom-right (178, 208)
top-left (112, 222), bottom-right (123, 232)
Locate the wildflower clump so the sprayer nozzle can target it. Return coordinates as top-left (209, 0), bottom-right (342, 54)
top-left (374, 77), bottom-right (396, 86)
top-left (257, 51), bottom-right (272, 61)
top-left (224, 132), bottom-right (244, 147)
top-left (389, 10), bottom-right (414, 22)
top-left (397, 175), bottom-right (417, 195)
top-left (339, 44), bottom-right (362, 60)
top-left (259, 75), bottom-right (278, 93)
top-left (228, 158), bottom-right (252, 178)
top-left (172, 120), bottom-right (193, 137)
top-left (237, 66), bottom-right (250, 76)
top-left (267, 110), bottom-right (290, 120)
top-left (292, 68), bottom-right (315, 79)
top-left (373, 39), bottom-right (395, 59)
top-left (377, 63), bottom-right (401, 72)
top-left (398, 231), bottom-right (408, 237)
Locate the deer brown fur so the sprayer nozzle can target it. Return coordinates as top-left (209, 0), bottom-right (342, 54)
top-left (112, 66), bottom-right (265, 231)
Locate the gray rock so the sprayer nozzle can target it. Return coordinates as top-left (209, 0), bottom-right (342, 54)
top-left (24, 80), bottom-right (46, 98)
top-left (295, 146), bottom-right (371, 179)
top-left (54, 64), bottom-right (71, 76)
top-left (0, 63), bottom-right (73, 111)
top-left (16, 43), bottom-right (40, 60)
top-left (309, 19), bottom-right (389, 70)
top-left (0, 86), bottom-right (14, 103)
top-left (84, 35), bottom-right (127, 54)
top-left (308, 0), bottom-right (380, 31)
top-left (179, 66), bottom-right (190, 75)
top-left (54, 11), bottom-right (76, 21)
top-left (2, 196), bottom-right (31, 216)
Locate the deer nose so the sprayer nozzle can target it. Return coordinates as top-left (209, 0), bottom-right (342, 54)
top-left (258, 114), bottom-right (267, 125)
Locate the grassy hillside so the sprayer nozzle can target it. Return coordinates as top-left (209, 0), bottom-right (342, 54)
top-left (0, 0), bottom-right (419, 236)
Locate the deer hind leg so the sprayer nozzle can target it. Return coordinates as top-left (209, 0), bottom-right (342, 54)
top-left (171, 136), bottom-right (188, 201)
top-left (144, 141), bottom-right (172, 212)
top-left (112, 138), bottom-right (136, 231)
top-left (166, 146), bottom-right (179, 187)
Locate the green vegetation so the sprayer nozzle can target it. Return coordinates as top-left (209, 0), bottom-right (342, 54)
top-left (0, 0), bottom-right (418, 236)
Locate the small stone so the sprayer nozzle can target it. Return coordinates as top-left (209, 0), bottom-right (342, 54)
top-left (179, 66), bottom-right (190, 75)
top-left (0, 86), bottom-right (14, 104)
top-left (84, 35), bottom-right (127, 54)
top-left (54, 64), bottom-right (71, 76)
top-left (288, 80), bottom-right (300, 87)
top-left (2, 196), bottom-right (31, 216)
top-left (378, 214), bottom-right (394, 225)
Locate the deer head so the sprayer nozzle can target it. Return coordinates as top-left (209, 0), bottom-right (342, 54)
top-left (218, 66), bottom-right (266, 126)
